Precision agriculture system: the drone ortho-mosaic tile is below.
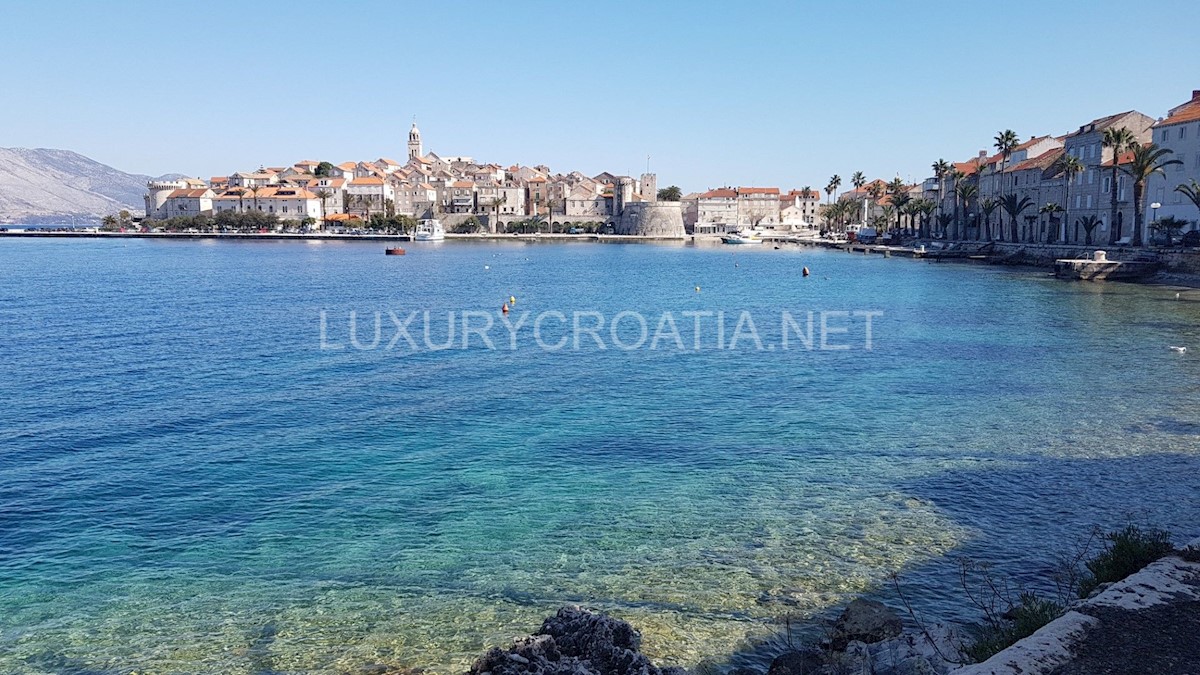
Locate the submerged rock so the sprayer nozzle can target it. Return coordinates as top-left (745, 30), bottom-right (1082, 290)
top-left (829, 599), bottom-right (903, 650)
top-left (765, 649), bottom-right (823, 675)
top-left (468, 606), bottom-right (687, 675)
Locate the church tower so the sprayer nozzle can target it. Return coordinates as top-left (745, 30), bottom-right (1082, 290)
top-left (408, 120), bottom-right (423, 159)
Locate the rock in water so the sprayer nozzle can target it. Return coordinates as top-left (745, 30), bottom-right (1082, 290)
top-left (830, 599), bottom-right (903, 650)
top-left (765, 649), bottom-right (823, 675)
top-left (468, 606), bottom-right (687, 675)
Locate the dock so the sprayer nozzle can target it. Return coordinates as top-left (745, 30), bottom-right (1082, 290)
top-left (1054, 250), bottom-right (1160, 281)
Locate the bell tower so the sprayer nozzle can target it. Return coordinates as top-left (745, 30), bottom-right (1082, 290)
top-left (408, 119), bottom-right (423, 159)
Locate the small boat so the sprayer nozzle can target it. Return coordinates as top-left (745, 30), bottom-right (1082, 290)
top-left (414, 219), bottom-right (445, 241)
top-left (385, 247), bottom-right (406, 255)
top-left (721, 230), bottom-right (764, 245)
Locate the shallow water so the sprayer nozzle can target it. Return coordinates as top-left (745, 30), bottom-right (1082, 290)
top-left (1, 238), bottom-right (1198, 674)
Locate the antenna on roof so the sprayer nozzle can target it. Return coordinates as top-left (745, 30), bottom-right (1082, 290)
top-left (647, 154), bottom-right (651, 173)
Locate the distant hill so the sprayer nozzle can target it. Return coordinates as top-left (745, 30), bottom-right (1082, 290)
top-left (0, 148), bottom-right (187, 223)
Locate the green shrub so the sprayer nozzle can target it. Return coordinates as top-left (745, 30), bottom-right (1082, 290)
top-left (1078, 525), bottom-right (1174, 598)
top-left (963, 592), bottom-right (1064, 663)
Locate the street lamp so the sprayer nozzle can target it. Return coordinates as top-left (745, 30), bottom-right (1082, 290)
top-left (1151, 202), bottom-right (1161, 222)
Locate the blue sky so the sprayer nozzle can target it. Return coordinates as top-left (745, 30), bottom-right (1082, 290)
top-left (3, 0), bottom-right (1198, 192)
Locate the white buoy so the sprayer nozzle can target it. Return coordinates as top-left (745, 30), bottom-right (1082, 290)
top-left (1169, 346), bottom-right (1187, 353)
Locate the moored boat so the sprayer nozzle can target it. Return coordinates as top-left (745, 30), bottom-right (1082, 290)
top-left (385, 247), bottom-right (406, 255)
top-left (721, 230), bottom-right (763, 245)
top-left (414, 219), bottom-right (445, 241)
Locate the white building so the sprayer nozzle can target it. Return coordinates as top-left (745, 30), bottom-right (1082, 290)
top-left (1146, 90), bottom-right (1200, 237)
top-left (695, 188), bottom-right (738, 234)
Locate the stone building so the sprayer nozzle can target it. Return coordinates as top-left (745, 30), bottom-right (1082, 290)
top-left (1146, 90), bottom-right (1200, 239)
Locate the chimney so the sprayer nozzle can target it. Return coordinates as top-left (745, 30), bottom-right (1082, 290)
top-left (1193, 89), bottom-right (1200, 101)
top-left (978, 150), bottom-right (987, 159)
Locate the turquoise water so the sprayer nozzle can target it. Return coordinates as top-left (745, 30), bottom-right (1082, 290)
top-left (2, 238), bottom-right (1199, 674)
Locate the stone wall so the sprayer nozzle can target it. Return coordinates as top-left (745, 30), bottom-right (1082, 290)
top-left (612, 201), bottom-right (685, 237)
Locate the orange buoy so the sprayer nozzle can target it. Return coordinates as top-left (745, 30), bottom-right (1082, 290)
top-left (802, 266), bottom-right (810, 277)
top-left (502, 303), bottom-right (509, 314)
top-left (385, 247), bottom-right (406, 255)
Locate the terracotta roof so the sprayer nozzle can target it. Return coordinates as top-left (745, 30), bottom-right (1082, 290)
top-left (337, 162), bottom-right (357, 170)
top-left (1154, 97), bottom-right (1200, 127)
top-left (526, 176), bottom-right (547, 183)
top-left (377, 158), bottom-right (400, 165)
top-left (738, 187), bottom-right (780, 195)
top-left (451, 181), bottom-right (474, 188)
top-left (1101, 150), bottom-right (1136, 167)
top-left (1008, 148), bottom-right (1065, 173)
top-left (167, 188), bottom-right (211, 199)
top-left (349, 177), bottom-right (384, 186)
top-left (210, 176), bottom-right (228, 183)
top-left (700, 188), bottom-right (737, 199)
top-left (307, 178), bottom-right (346, 188)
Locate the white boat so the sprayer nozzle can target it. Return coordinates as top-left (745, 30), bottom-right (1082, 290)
top-left (414, 219), bottom-right (445, 241)
top-left (721, 230), bottom-right (764, 245)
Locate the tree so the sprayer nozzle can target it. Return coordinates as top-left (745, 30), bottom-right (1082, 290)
top-left (1175, 179), bottom-right (1200, 215)
top-left (994, 129), bottom-right (1019, 198)
top-left (851, 171), bottom-right (866, 223)
top-left (1150, 215), bottom-right (1189, 246)
top-left (314, 161), bottom-right (335, 177)
top-left (657, 185), bottom-right (682, 201)
top-left (1101, 127), bottom-right (1137, 244)
top-left (118, 210), bottom-right (132, 227)
top-left (314, 189), bottom-right (332, 229)
top-left (1077, 215), bottom-right (1102, 245)
top-left (101, 215), bottom-right (118, 230)
top-left (980, 198), bottom-right (999, 242)
top-left (932, 159), bottom-right (950, 224)
top-left (935, 213), bottom-right (953, 238)
top-left (1039, 203), bottom-right (1063, 244)
top-left (1000, 194), bottom-right (1034, 242)
top-left (825, 174), bottom-right (842, 206)
top-left (955, 182), bottom-right (977, 240)
top-left (1119, 143), bottom-right (1182, 246)
top-left (1056, 154), bottom-right (1085, 243)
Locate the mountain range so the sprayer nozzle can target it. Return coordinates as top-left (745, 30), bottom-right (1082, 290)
top-left (0, 148), bottom-right (185, 223)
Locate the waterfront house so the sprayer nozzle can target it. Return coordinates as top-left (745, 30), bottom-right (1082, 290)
top-left (736, 187), bottom-right (781, 229)
top-left (1146, 90), bottom-right (1200, 239)
top-left (695, 188), bottom-right (738, 234)
top-left (1060, 110), bottom-right (1154, 244)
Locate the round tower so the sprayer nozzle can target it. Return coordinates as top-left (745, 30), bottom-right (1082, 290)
top-left (144, 179), bottom-right (187, 219)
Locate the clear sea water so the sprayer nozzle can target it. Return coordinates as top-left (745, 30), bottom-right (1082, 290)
top-left (1, 238), bottom-right (1199, 674)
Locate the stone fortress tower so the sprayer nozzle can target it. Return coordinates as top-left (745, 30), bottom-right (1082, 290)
top-left (639, 173), bottom-right (657, 202)
top-left (144, 179), bottom-right (188, 219)
top-left (408, 120), bottom-right (423, 159)
top-left (611, 172), bottom-right (685, 237)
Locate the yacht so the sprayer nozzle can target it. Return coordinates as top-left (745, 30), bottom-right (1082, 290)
top-left (721, 229), bottom-right (764, 245)
top-left (414, 219), bottom-right (445, 241)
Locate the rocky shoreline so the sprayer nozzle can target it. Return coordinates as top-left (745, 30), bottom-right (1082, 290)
top-left (464, 603), bottom-right (966, 675)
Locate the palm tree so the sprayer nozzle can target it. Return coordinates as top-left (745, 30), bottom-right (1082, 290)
top-left (1175, 179), bottom-right (1200, 217)
top-left (101, 214), bottom-right (118, 230)
top-left (1056, 154), bottom-right (1085, 243)
top-left (1000, 194), bottom-right (1034, 242)
top-left (826, 175), bottom-right (842, 206)
top-left (1101, 127), bottom-right (1137, 244)
top-left (801, 186), bottom-right (813, 201)
top-left (1077, 215), bottom-right (1102, 245)
top-left (866, 181), bottom-right (885, 225)
top-left (1039, 203), bottom-right (1064, 244)
top-left (1119, 143), bottom-right (1182, 246)
top-left (1150, 215), bottom-right (1190, 246)
top-left (994, 130), bottom-right (1019, 197)
top-left (314, 189), bottom-right (332, 230)
top-left (932, 159), bottom-right (950, 223)
top-left (936, 213), bottom-right (954, 238)
top-left (955, 182), bottom-right (977, 240)
top-left (980, 198), bottom-right (999, 241)
top-left (914, 198), bottom-right (936, 238)
top-left (851, 171), bottom-right (866, 223)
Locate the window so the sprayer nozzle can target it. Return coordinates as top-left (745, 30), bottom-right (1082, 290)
top-left (1076, 195), bottom-right (1082, 208)
top-left (1103, 176), bottom-right (1111, 193)
top-left (1162, 129), bottom-right (1170, 142)
top-left (1088, 170), bottom-right (1095, 184)
top-left (1181, 126), bottom-right (1188, 140)
top-left (1177, 154), bottom-right (1186, 171)
top-left (1086, 195), bottom-right (1093, 208)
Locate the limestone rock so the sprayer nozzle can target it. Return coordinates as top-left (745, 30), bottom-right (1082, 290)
top-left (765, 649), bottom-right (823, 675)
top-left (830, 599), bottom-right (903, 650)
top-left (468, 606), bottom-right (685, 675)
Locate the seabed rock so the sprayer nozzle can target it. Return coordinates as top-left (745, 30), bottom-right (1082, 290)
top-left (765, 649), bottom-right (824, 675)
top-left (468, 606), bottom-right (687, 675)
top-left (829, 599), bottom-right (904, 651)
